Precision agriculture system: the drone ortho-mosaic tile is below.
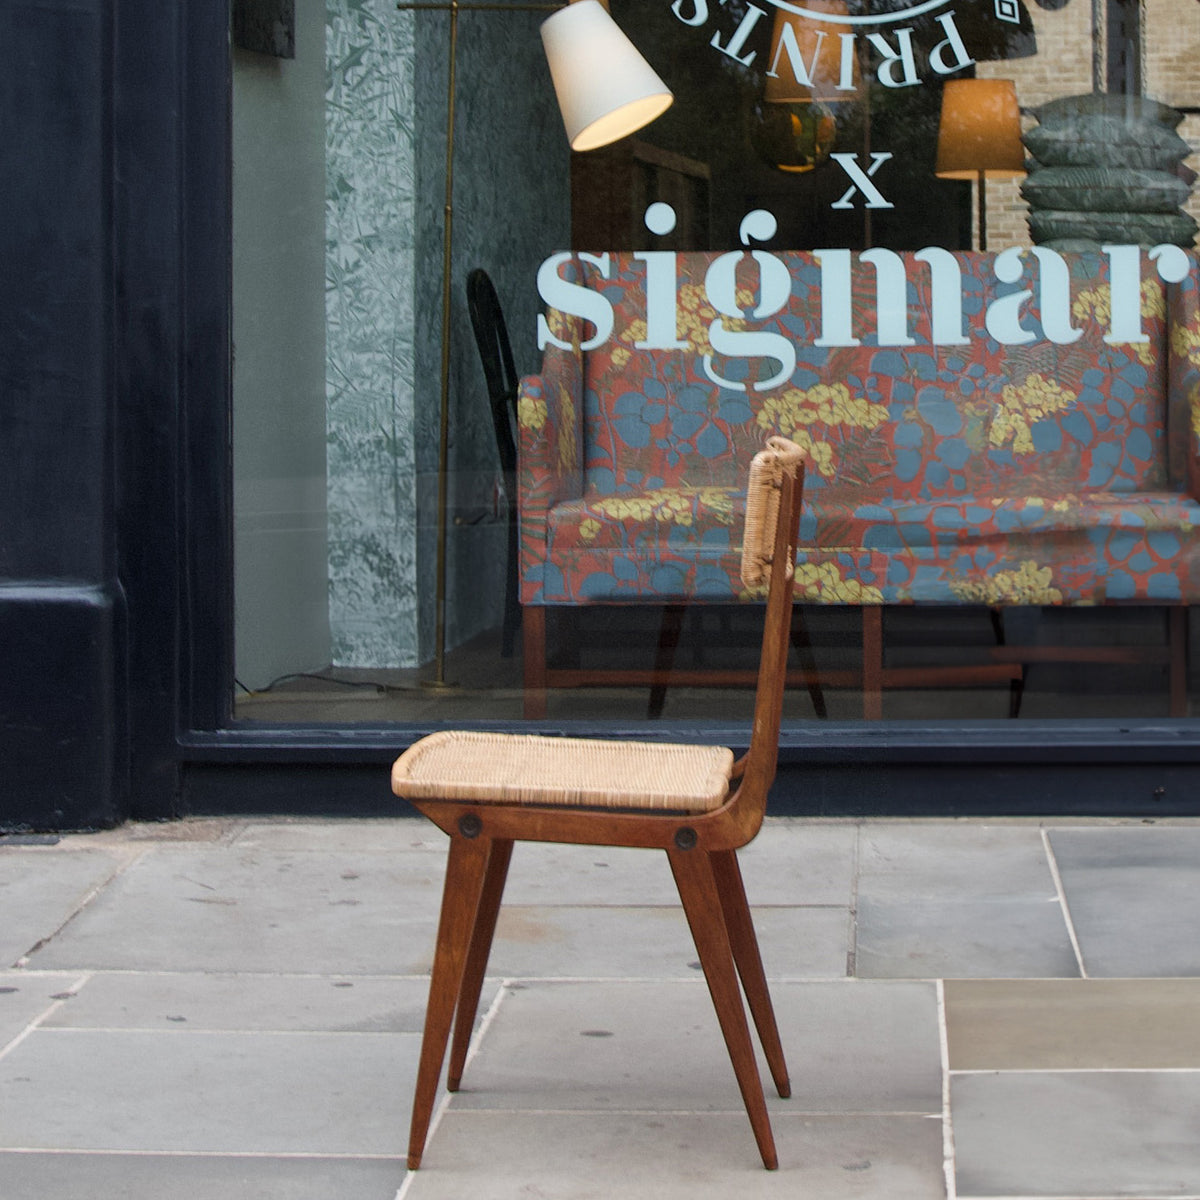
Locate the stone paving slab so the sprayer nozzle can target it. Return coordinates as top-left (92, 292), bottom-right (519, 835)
top-left (0, 846), bottom-right (131, 967)
top-left (24, 845), bottom-right (442, 975)
top-left (0, 1029), bottom-right (416, 1155)
top-left (489, 822), bottom-right (858, 909)
top-left (484, 902), bottom-right (850, 980)
top-left (855, 824), bottom-right (1078, 978)
top-left (944, 978), bottom-right (1200, 1071)
top-left (951, 1070), bottom-right (1200, 1198)
top-left (0, 1152), bottom-right (407, 1200)
top-left (855, 897), bottom-right (1081, 979)
top-left (37, 972), bottom-right (439, 1034)
top-left (0, 972), bottom-right (85, 1049)
top-left (406, 1112), bottom-right (946, 1199)
top-left (451, 980), bottom-right (941, 1116)
top-left (1049, 827), bottom-right (1200, 976)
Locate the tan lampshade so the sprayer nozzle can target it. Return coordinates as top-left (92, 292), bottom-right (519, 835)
top-left (540, 0), bottom-right (674, 152)
top-left (935, 78), bottom-right (1025, 179)
top-left (764, 0), bottom-right (860, 104)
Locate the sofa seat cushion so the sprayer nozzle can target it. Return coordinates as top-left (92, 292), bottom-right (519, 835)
top-left (528, 488), bottom-right (1200, 606)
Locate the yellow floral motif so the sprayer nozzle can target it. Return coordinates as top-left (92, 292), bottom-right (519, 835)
top-left (990, 374), bottom-right (1076, 455)
top-left (1072, 278), bottom-right (1164, 326)
top-left (951, 561), bottom-right (1063, 605)
top-left (1073, 280), bottom-right (1161, 364)
top-left (991, 497), bottom-right (1072, 513)
top-left (578, 518), bottom-right (602, 542)
top-left (611, 346), bottom-right (631, 368)
top-left (757, 382), bottom-right (888, 437)
top-left (1172, 323), bottom-right (1200, 367)
top-left (518, 393), bottom-right (546, 432)
top-left (588, 487), bottom-right (735, 528)
top-left (772, 429), bottom-right (836, 477)
top-left (542, 307), bottom-right (578, 347)
top-left (792, 562), bottom-right (884, 604)
top-left (627, 283), bottom-right (748, 355)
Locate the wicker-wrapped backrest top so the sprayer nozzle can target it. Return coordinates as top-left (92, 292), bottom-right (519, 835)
top-left (740, 437), bottom-right (807, 589)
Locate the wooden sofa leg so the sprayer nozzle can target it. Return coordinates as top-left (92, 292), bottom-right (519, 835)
top-left (862, 606), bottom-right (883, 720)
top-left (648, 603), bottom-right (687, 719)
top-left (523, 606), bottom-right (548, 719)
top-left (789, 608), bottom-right (827, 719)
top-left (1169, 606), bottom-right (1189, 717)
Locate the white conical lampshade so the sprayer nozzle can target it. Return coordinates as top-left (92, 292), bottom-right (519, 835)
top-left (541, 0), bottom-right (673, 152)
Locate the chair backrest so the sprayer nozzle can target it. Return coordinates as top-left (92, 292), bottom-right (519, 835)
top-left (737, 436), bottom-right (807, 806)
top-left (466, 268), bottom-right (519, 479)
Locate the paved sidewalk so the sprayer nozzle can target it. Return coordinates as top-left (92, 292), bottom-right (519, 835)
top-left (3, 816), bottom-right (1200, 1198)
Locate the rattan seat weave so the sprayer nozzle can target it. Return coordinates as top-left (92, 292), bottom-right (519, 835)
top-left (391, 729), bottom-right (735, 813)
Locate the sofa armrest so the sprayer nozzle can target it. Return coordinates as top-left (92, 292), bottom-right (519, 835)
top-left (1168, 255), bottom-right (1200, 498)
top-left (518, 312), bottom-right (585, 601)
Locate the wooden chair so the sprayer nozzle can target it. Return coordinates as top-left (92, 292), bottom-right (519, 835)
top-left (391, 436), bottom-right (807, 1171)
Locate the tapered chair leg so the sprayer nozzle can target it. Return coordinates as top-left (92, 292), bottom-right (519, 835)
top-left (447, 838), bottom-right (514, 1090)
top-left (710, 849), bottom-right (790, 1099)
top-left (668, 846), bottom-right (779, 1170)
top-left (408, 835), bottom-right (492, 1171)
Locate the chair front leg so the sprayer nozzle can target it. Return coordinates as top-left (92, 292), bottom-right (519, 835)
top-left (448, 838), bottom-right (514, 1090)
top-left (408, 833), bottom-right (492, 1170)
top-left (668, 846), bottom-right (779, 1170)
top-left (710, 849), bottom-right (790, 1099)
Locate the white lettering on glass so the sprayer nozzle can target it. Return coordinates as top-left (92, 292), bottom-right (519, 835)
top-left (830, 152), bottom-right (894, 210)
top-left (710, 1), bottom-right (768, 66)
top-left (985, 246), bottom-right (1036, 345)
top-left (927, 13), bottom-right (975, 75)
top-left (533, 212), bottom-right (1187, 372)
top-left (866, 27), bottom-right (920, 87)
top-left (670, 0), bottom-right (708, 27)
top-left (634, 203), bottom-right (688, 350)
top-left (703, 210), bottom-right (797, 391)
top-left (861, 248), bottom-right (917, 346)
top-left (536, 251), bottom-right (613, 351)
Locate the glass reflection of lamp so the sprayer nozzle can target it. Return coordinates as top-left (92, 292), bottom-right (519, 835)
top-left (754, 0), bottom-right (859, 174)
top-left (396, 0), bottom-right (673, 686)
top-left (935, 78), bottom-right (1025, 250)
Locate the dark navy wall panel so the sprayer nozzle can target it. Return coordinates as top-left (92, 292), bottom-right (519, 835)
top-left (0, 1), bottom-right (122, 829)
top-left (0, 0), bottom-right (110, 581)
top-left (0, 585), bottom-right (123, 830)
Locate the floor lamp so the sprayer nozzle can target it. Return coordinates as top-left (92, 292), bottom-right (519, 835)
top-left (394, 0), bottom-right (672, 686)
top-left (935, 78), bottom-right (1026, 251)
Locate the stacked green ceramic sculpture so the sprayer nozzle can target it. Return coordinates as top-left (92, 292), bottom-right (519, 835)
top-left (1021, 93), bottom-right (1196, 249)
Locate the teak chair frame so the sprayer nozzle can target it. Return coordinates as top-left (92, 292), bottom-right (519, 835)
top-left (391, 437), bottom-right (807, 1171)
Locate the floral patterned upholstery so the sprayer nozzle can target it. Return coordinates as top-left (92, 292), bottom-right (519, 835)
top-left (518, 251), bottom-right (1200, 609)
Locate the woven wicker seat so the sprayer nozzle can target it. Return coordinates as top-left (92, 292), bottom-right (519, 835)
top-left (393, 731), bottom-right (734, 812)
top-left (393, 436), bottom-right (806, 1172)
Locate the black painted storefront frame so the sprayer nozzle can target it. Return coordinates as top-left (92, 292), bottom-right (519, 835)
top-left (4, 0), bottom-right (1200, 832)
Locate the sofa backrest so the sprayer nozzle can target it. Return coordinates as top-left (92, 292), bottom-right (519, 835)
top-left (573, 249), bottom-right (1175, 503)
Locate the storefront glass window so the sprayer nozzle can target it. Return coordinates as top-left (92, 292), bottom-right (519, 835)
top-left (231, 0), bottom-right (1200, 726)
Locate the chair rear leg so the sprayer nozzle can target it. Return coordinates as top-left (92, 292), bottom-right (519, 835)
top-left (408, 834), bottom-right (491, 1170)
top-left (447, 838), bottom-right (514, 1090)
top-left (668, 846), bottom-right (779, 1170)
top-left (710, 849), bottom-right (790, 1099)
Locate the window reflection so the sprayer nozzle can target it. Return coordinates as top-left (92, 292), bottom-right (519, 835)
top-left (232, 0), bottom-right (1199, 725)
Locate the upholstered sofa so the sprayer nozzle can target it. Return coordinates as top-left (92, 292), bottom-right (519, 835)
top-left (517, 247), bottom-right (1200, 717)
